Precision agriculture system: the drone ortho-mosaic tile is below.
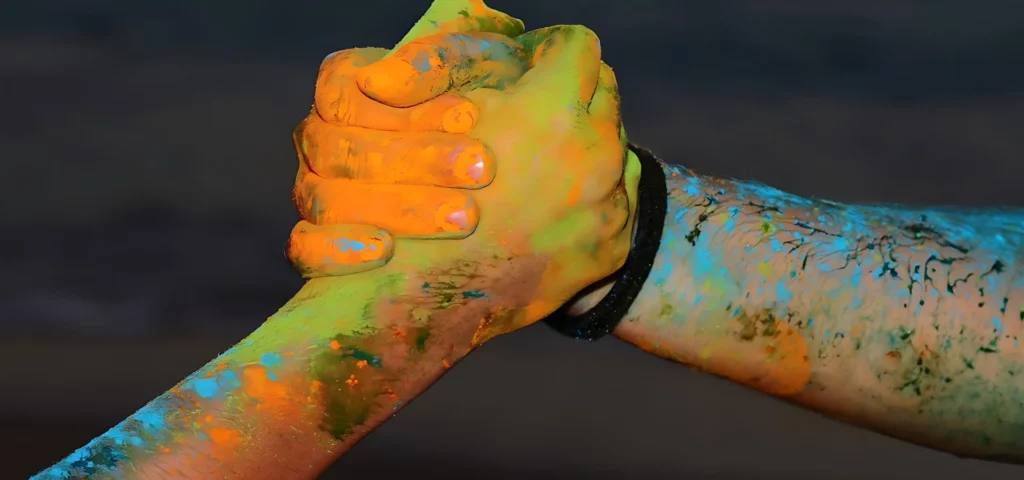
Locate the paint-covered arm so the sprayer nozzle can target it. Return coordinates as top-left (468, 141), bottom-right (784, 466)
top-left (33, 23), bottom-right (629, 477)
top-left (610, 159), bottom-right (1024, 461)
top-left (32, 265), bottom-right (524, 480)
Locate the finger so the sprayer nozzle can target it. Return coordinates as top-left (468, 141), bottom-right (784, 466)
top-left (357, 32), bottom-right (528, 108)
top-left (297, 116), bottom-right (495, 188)
top-left (395, 0), bottom-right (525, 49)
top-left (294, 171), bottom-right (479, 239)
top-left (588, 62), bottom-right (622, 128)
top-left (515, 25), bottom-right (602, 106)
top-left (587, 62), bottom-right (628, 167)
top-left (315, 48), bottom-right (480, 134)
top-left (622, 146), bottom-right (643, 229)
top-left (286, 221), bottom-right (394, 278)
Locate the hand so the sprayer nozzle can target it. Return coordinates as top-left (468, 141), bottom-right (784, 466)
top-left (451, 26), bottom-right (642, 330)
top-left (299, 20), bottom-right (642, 340)
top-left (286, 0), bottom-right (526, 277)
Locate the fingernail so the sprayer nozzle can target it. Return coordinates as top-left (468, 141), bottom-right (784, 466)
top-left (452, 146), bottom-right (493, 185)
top-left (441, 102), bottom-right (479, 134)
top-left (435, 200), bottom-right (479, 234)
top-left (466, 155), bottom-right (485, 182)
top-left (446, 210), bottom-right (470, 230)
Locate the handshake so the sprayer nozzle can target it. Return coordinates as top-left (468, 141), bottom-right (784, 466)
top-left (286, 0), bottom-right (643, 336)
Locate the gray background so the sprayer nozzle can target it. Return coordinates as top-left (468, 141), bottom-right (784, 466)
top-left (3, 0), bottom-right (1024, 478)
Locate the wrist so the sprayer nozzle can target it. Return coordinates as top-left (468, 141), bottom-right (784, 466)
top-left (35, 272), bottom-right (471, 480)
top-left (610, 164), bottom-right (822, 396)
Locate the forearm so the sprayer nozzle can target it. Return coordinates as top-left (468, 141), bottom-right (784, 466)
top-left (33, 265), bottom-right (497, 479)
top-left (614, 159), bottom-right (1024, 460)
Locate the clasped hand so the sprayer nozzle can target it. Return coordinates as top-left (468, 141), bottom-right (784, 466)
top-left (287, 0), bottom-right (641, 336)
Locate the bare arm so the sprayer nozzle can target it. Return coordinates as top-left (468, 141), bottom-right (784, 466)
top-left (611, 158), bottom-right (1024, 461)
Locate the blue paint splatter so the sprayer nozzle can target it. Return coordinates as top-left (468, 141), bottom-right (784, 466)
top-left (134, 408), bottom-right (167, 433)
top-left (332, 238), bottom-right (366, 252)
top-left (193, 378), bottom-right (219, 398)
top-left (218, 370), bottom-right (241, 392)
top-left (723, 218), bottom-right (735, 233)
top-left (260, 352), bottom-right (282, 368)
top-left (992, 317), bottom-right (1005, 333)
top-left (776, 281), bottom-right (792, 303)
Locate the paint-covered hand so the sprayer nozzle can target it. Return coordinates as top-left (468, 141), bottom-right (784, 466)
top-left (287, 0), bottom-right (527, 277)
top-left (375, 25), bottom-right (641, 337)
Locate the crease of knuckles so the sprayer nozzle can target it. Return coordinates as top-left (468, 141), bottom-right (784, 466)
top-left (295, 115), bottom-right (495, 188)
top-left (288, 22), bottom-right (638, 298)
top-left (283, 0), bottom-right (525, 278)
top-left (440, 27), bottom-right (637, 322)
top-left (287, 33), bottom-right (524, 277)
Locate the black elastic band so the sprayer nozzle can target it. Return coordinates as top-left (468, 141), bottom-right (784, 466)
top-left (544, 142), bottom-right (668, 340)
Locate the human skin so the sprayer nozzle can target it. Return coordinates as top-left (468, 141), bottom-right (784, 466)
top-left (609, 165), bottom-right (1024, 462)
top-left (32, 2), bottom-right (635, 479)
top-left (285, 0), bottom-right (528, 277)
top-left (298, 6), bottom-right (1024, 465)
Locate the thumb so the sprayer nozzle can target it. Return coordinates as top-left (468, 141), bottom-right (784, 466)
top-left (357, 1), bottom-right (529, 107)
top-left (394, 0), bottom-right (525, 51)
top-left (357, 32), bottom-right (528, 108)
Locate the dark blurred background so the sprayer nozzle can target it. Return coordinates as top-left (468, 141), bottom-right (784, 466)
top-left (3, 0), bottom-right (1024, 478)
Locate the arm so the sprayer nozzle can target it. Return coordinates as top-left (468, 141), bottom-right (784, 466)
top-left (33, 3), bottom-right (526, 476)
top-left (34, 261), bottom-right (522, 479)
top-left (611, 157), bottom-right (1024, 461)
top-left (36, 12), bottom-right (626, 478)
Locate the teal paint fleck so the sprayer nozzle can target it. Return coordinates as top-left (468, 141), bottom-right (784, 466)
top-left (993, 317), bottom-right (1005, 333)
top-left (193, 378), bottom-right (219, 398)
top-left (776, 281), bottom-right (792, 303)
top-left (218, 370), bottom-right (241, 392)
top-left (260, 352), bottom-right (282, 368)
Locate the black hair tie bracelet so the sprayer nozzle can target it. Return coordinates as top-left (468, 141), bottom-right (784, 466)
top-left (544, 142), bottom-right (668, 341)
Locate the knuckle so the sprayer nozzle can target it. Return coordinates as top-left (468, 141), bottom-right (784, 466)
top-left (555, 25), bottom-right (600, 49)
top-left (291, 172), bottom-right (317, 218)
top-left (599, 62), bottom-right (618, 86)
top-left (318, 49), bottom-right (346, 72)
top-left (567, 25), bottom-right (599, 40)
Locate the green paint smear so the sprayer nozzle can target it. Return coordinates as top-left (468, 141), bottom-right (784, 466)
top-left (332, 344), bottom-right (383, 368)
top-left (414, 330), bottom-right (431, 352)
top-left (530, 209), bottom-right (596, 254)
top-left (193, 270), bottom-right (408, 440)
top-left (223, 272), bottom-right (406, 365)
top-left (312, 351), bottom-right (374, 438)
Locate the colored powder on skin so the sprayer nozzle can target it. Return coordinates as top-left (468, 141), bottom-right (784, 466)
top-left (218, 370), bottom-right (242, 391)
top-left (776, 281), bottom-right (793, 304)
top-left (260, 352), bottom-right (283, 368)
top-left (992, 317), bottom-right (1004, 333)
top-left (194, 378), bottom-right (220, 398)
